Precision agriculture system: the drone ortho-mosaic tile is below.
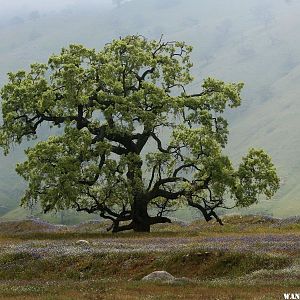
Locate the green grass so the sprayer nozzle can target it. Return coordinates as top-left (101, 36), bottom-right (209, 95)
top-left (0, 250), bottom-right (291, 281)
top-left (0, 215), bottom-right (299, 240)
top-left (0, 212), bottom-right (296, 231)
top-left (0, 252), bottom-right (300, 299)
top-left (0, 279), bottom-right (298, 300)
top-left (0, 217), bottom-right (299, 299)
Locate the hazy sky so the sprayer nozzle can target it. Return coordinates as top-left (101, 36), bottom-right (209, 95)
top-left (0, 0), bottom-right (113, 16)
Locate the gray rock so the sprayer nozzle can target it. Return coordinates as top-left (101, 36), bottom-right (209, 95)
top-left (75, 240), bottom-right (90, 247)
top-left (142, 271), bottom-right (175, 282)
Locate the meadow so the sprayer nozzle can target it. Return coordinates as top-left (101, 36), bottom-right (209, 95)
top-left (0, 215), bottom-right (299, 299)
top-left (0, 2), bottom-right (299, 299)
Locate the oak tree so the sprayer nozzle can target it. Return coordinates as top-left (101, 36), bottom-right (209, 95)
top-left (0, 35), bottom-right (279, 232)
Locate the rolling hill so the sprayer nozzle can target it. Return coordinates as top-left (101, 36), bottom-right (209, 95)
top-left (0, 0), bottom-right (299, 222)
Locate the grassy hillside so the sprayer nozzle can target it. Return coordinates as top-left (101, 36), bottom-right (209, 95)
top-left (0, 0), bottom-right (299, 221)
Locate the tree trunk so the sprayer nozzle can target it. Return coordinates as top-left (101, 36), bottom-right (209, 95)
top-left (132, 197), bottom-right (151, 232)
top-left (109, 196), bottom-right (172, 232)
top-left (132, 220), bottom-right (151, 232)
top-left (130, 197), bottom-right (172, 232)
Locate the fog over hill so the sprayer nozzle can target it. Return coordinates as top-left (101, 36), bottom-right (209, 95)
top-left (0, 0), bottom-right (113, 15)
top-left (0, 0), bottom-right (299, 221)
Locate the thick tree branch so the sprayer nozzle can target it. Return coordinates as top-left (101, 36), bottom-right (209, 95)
top-left (187, 197), bottom-right (223, 225)
top-left (150, 132), bottom-right (172, 153)
top-left (149, 216), bottom-right (171, 225)
top-left (150, 188), bottom-right (185, 201)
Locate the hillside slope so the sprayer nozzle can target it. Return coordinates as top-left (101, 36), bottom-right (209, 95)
top-left (0, 0), bottom-right (299, 220)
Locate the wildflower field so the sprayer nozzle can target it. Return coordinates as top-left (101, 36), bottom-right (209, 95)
top-left (0, 215), bottom-right (299, 299)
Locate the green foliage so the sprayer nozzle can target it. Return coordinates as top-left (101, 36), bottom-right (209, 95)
top-left (236, 149), bottom-right (280, 207)
top-left (0, 35), bottom-right (280, 231)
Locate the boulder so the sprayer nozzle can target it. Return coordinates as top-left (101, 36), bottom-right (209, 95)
top-left (142, 271), bottom-right (175, 282)
top-left (75, 240), bottom-right (90, 247)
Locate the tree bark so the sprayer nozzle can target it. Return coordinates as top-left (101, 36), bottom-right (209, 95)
top-left (131, 197), bottom-right (151, 232)
top-left (188, 199), bottom-right (224, 225)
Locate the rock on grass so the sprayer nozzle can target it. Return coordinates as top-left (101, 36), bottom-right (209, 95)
top-left (142, 271), bottom-right (175, 282)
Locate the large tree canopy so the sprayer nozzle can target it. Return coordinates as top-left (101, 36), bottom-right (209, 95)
top-left (0, 35), bottom-right (279, 232)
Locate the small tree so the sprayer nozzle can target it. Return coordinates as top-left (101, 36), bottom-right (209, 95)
top-left (0, 35), bottom-right (279, 232)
